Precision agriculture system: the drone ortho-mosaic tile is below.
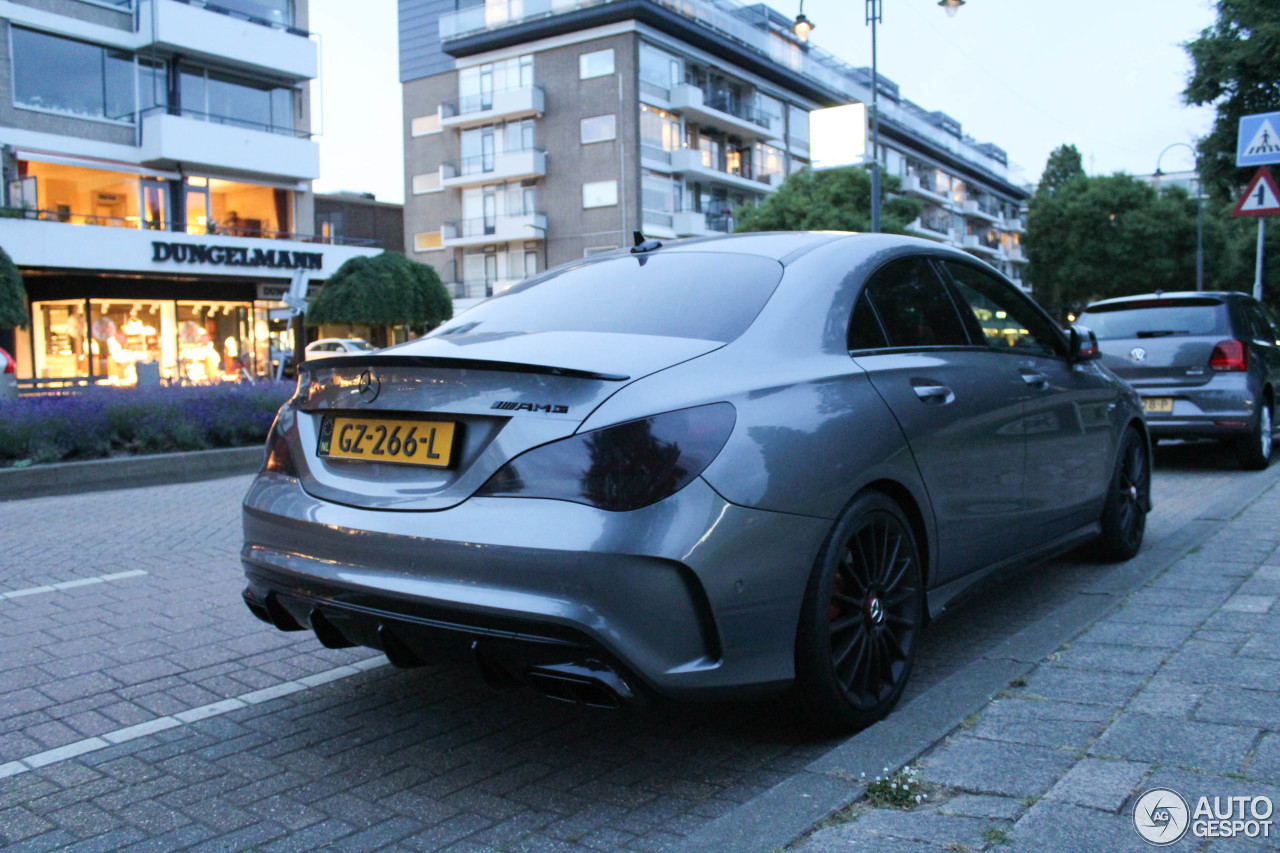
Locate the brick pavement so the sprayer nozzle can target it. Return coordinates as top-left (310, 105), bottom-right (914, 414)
top-left (0, 443), bottom-right (1266, 852)
top-left (792, 461), bottom-right (1280, 853)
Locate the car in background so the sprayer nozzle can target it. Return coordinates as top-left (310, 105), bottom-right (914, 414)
top-left (243, 233), bottom-right (1149, 731)
top-left (304, 338), bottom-right (377, 361)
top-left (0, 345), bottom-right (16, 399)
top-left (1079, 291), bottom-right (1280, 470)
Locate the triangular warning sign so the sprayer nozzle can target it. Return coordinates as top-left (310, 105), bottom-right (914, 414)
top-left (1243, 119), bottom-right (1280, 160)
top-left (1231, 166), bottom-right (1280, 218)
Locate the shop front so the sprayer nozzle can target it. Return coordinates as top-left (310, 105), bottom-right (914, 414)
top-left (3, 215), bottom-right (377, 388)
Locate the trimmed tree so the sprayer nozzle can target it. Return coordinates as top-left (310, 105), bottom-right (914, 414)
top-left (0, 246), bottom-right (29, 357)
top-left (306, 252), bottom-right (452, 335)
top-left (734, 166), bottom-right (921, 234)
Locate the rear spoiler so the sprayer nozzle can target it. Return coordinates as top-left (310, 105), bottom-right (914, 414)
top-left (301, 354), bottom-right (630, 382)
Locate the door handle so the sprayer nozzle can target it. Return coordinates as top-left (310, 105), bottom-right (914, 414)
top-left (1019, 370), bottom-right (1049, 388)
top-left (912, 383), bottom-right (954, 404)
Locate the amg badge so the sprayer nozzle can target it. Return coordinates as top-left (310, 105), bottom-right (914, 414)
top-left (492, 401), bottom-right (570, 414)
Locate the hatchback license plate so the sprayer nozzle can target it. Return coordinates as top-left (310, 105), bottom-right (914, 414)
top-left (1142, 397), bottom-right (1174, 414)
top-left (318, 415), bottom-right (457, 468)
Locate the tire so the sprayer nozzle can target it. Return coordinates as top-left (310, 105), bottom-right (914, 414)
top-left (1235, 398), bottom-right (1273, 471)
top-left (793, 492), bottom-right (924, 732)
top-left (1094, 428), bottom-right (1150, 562)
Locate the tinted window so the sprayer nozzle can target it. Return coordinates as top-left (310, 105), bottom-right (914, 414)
top-left (860, 258), bottom-right (969, 348)
top-left (430, 253), bottom-right (782, 343)
top-left (942, 261), bottom-right (1064, 357)
top-left (1080, 299), bottom-right (1229, 339)
top-left (847, 291), bottom-right (888, 350)
top-left (1244, 305), bottom-right (1277, 344)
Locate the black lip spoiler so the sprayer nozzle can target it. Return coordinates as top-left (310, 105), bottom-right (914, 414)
top-left (302, 354), bottom-right (630, 382)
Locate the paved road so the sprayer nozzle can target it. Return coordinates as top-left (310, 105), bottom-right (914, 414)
top-left (0, 442), bottom-right (1271, 852)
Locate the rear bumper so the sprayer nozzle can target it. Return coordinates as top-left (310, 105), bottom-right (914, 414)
top-left (1133, 378), bottom-right (1259, 439)
top-left (241, 473), bottom-right (830, 700)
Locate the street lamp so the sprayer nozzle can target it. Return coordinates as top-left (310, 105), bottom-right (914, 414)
top-left (793, 0), bottom-right (814, 43)
top-left (1154, 141), bottom-right (1204, 291)
top-left (866, 0), bottom-right (962, 232)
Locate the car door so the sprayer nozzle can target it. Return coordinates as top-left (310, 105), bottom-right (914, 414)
top-left (1243, 301), bottom-right (1280, 397)
top-left (848, 256), bottom-right (1028, 583)
top-left (938, 260), bottom-right (1118, 543)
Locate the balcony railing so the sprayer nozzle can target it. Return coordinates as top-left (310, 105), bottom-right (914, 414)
top-left (0, 207), bottom-right (380, 246)
top-left (166, 0), bottom-right (309, 36)
top-left (139, 106), bottom-right (310, 138)
top-left (449, 211), bottom-right (546, 239)
top-left (441, 85), bottom-right (545, 121)
top-left (456, 147), bottom-right (544, 176)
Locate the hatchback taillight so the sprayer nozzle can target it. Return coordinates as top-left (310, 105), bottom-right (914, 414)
top-left (0, 346), bottom-right (13, 374)
top-left (1209, 340), bottom-right (1249, 372)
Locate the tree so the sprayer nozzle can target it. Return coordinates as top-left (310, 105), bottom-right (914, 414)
top-left (306, 252), bottom-right (452, 334)
top-left (0, 246), bottom-right (28, 330)
top-left (733, 166), bottom-right (921, 234)
top-left (1036, 144), bottom-right (1085, 197)
top-left (1183, 0), bottom-right (1280, 202)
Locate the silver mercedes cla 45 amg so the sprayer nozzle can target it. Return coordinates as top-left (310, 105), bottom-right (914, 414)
top-left (242, 232), bottom-right (1150, 730)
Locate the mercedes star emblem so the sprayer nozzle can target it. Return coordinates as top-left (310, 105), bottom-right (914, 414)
top-left (357, 369), bottom-right (380, 403)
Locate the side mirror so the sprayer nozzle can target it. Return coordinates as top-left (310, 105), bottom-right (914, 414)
top-left (1070, 325), bottom-right (1100, 362)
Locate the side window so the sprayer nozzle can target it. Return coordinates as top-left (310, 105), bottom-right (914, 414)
top-left (941, 261), bottom-right (1064, 358)
top-left (1259, 305), bottom-right (1280, 344)
top-left (847, 291), bottom-right (888, 350)
top-left (860, 257), bottom-right (969, 349)
top-left (1245, 304), bottom-right (1276, 344)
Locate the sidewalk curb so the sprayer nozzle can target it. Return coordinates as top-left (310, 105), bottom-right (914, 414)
top-left (0, 446), bottom-right (263, 501)
top-left (674, 466), bottom-right (1280, 853)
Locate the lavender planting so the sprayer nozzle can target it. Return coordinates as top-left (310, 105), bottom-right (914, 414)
top-left (0, 382), bottom-right (293, 466)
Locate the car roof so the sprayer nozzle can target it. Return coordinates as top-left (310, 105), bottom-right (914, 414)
top-left (1084, 291), bottom-right (1245, 310)
top-left (602, 231), bottom-right (980, 265)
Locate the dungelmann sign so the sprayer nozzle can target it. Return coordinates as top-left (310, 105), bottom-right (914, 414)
top-left (150, 241), bottom-right (324, 270)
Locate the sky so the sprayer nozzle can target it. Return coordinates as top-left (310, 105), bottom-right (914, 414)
top-left (307, 0), bottom-right (1220, 204)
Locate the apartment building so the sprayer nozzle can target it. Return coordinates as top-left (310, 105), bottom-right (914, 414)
top-left (400, 0), bottom-right (1031, 309)
top-left (0, 0), bottom-right (381, 387)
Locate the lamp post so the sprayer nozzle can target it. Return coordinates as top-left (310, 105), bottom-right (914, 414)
top-left (1154, 142), bottom-right (1204, 292)
top-left (859, 0), bottom-right (964, 233)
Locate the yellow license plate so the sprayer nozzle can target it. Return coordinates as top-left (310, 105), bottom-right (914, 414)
top-left (1142, 397), bottom-right (1174, 414)
top-left (318, 415), bottom-right (457, 468)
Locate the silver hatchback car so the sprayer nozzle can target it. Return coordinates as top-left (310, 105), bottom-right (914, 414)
top-left (1079, 291), bottom-right (1280, 470)
top-left (243, 233), bottom-right (1149, 730)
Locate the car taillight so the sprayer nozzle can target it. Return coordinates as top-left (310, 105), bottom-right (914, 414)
top-left (262, 416), bottom-right (299, 477)
top-left (477, 403), bottom-right (736, 512)
top-left (1209, 340), bottom-right (1249, 372)
top-left (0, 346), bottom-right (14, 374)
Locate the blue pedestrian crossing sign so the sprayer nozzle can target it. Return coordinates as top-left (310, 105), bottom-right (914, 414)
top-left (1238, 112), bottom-right (1280, 167)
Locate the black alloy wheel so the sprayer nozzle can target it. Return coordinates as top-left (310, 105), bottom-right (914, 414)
top-left (1094, 428), bottom-right (1150, 562)
top-left (794, 492), bottom-right (924, 731)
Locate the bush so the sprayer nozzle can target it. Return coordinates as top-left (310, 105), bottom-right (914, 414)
top-left (0, 382), bottom-right (293, 466)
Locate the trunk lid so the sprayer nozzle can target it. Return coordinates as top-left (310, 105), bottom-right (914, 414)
top-left (1095, 335), bottom-right (1221, 388)
top-left (288, 331), bottom-right (721, 510)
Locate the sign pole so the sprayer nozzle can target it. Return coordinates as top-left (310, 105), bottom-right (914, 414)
top-left (1257, 218), bottom-right (1267, 302)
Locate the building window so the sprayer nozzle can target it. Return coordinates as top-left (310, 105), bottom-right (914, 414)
top-left (459, 55), bottom-right (533, 113)
top-left (789, 104), bottom-right (810, 146)
top-left (411, 114), bottom-right (440, 136)
top-left (414, 231), bottom-right (444, 252)
top-left (581, 114), bottom-right (616, 144)
top-left (412, 172), bottom-right (441, 194)
top-left (11, 28), bottom-right (151, 122)
top-left (639, 43), bottom-right (681, 97)
top-left (318, 210), bottom-right (344, 242)
top-left (180, 65), bottom-right (295, 135)
top-left (641, 170), bottom-right (679, 227)
top-left (640, 104), bottom-right (680, 164)
top-left (579, 48), bottom-right (615, 79)
top-left (583, 180), bottom-right (618, 208)
top-left (756, 143), bottom-right (785, 181)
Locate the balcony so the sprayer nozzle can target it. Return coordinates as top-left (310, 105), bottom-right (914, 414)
top-left (962, 233), bottom-right (1001, 255)
top-left (670, 149), bottom-right (776, 195)
top-left (668, 84), bottom-right (775, 140)
top-left (1005, 243), bottom-right (1026, 262)
top-left (908, 218), bottom-right (951, 242)
top-left (138, 0), bottom-right (317, 81)
top-left (441, 212), bottom-right (547, 249)
top-left (440, 149), bottom-right (546, 190)
top-left (903, 174), bottom-right (951, 205)
top-left (1003, 215), bottom-right (1027, 233)
top-left (140, 109), bottom-right (319, 182)
top-left (440, 86), bottom-right (545, 130)
top-left (961, 199), bottom-right (1001, 223)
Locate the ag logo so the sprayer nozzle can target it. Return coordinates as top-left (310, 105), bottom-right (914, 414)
top-left (1130, 347), bottom-right (1148, 363)
top-left (357, 369), bottom-right (380, 403)
top-left (1133, 787), bottom-right (1190, 845)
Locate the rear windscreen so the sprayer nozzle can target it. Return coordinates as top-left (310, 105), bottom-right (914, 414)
top-left (1080, 301), bottom-right (1229, 340)
top-left (430, 253), bottom-right (784, 344)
